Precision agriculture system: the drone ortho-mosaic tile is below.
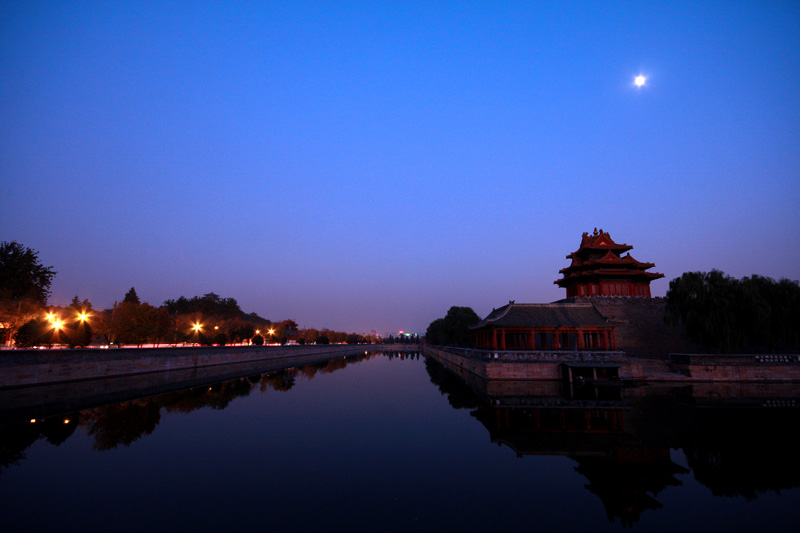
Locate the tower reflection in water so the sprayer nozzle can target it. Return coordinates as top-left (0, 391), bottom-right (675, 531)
top-left (424, 356), bottom-right (800, 527)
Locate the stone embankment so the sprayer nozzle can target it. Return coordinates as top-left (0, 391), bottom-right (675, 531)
top-left (0, 344), bottom-right (413, 388)
top-left (423, 345), bottom-right (800, 382)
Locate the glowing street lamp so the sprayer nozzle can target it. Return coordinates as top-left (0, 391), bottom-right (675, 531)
top-left (77, 311), bottom-right (90, 322)
top-left (192, 323), bottom-right (202, 332)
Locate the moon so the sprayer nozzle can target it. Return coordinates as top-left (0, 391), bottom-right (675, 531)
top-left (634, 75), bottom-right (646, 87)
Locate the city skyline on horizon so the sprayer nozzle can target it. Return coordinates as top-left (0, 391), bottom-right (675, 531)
top-left (3, 2), bottom-right (798, 334)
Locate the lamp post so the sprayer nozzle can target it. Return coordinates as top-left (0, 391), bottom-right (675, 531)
top-left (72, 309), bottom-right (92, 348)
top-left (192, 323), bottom-right (202, 345)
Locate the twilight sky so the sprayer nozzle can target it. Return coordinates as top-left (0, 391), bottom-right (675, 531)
top-left (2, 1), bottom-right (799, 335)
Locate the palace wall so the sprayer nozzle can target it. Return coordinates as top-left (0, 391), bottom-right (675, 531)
top-left (565, 296), bottom-right (703, 358)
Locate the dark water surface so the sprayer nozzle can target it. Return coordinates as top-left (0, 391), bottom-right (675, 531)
top-left (2, 351), bottom-right (800, 532)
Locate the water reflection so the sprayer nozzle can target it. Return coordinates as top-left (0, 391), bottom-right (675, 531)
top-left (424, 356), bottom-right (800, 527)
top-left (0, 351), bottom-right (392, 468)
top-left (3, 350), bottom-right (798, 530)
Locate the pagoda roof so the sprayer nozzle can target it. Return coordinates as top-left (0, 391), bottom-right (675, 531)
top-left (564, 251), bottom-right (656, 271)
top-left (471, 302), bottom-right (618, 329)
top-left (556, 229), bottom-right (664, 288)
top-left (555, 269), bottom-right (664, 286)
top-left (566, 229), bottom-right (632, 259)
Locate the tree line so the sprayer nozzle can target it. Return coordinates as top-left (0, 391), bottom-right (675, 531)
top-left (1, 241), bottom-right (376, 348)
top-left (665, 270), bottom-right (800, 353)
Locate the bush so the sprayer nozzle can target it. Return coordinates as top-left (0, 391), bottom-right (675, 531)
top-left (65, 320), bottom-right (92, 348)
top-left (14, 319), bottom-right (46, 348)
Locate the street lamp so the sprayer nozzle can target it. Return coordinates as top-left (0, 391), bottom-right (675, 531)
top-left (190, 323), bottom-right (203, 346)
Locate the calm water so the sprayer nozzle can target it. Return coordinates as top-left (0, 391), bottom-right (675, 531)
top-left (2, 351), bottom-right (800, 532)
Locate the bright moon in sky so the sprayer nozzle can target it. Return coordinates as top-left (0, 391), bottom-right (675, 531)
top-left (634, 75), bottom-right (647, 87)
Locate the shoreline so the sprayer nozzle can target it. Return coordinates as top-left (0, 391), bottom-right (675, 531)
top-left (0, 343), bottom-right (417, 389)
top-left (422, 345), bottom-right (800, 383)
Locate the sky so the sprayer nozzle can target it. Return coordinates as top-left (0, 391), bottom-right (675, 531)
top-left (2, 1), bottom-right (799, 335)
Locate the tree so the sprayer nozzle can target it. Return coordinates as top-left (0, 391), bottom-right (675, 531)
top-left (109, 300), bottom-right (172, 346)
top-left (13, 318), bottom-right (48, 348)
top-left (123, 287), bottom-right (140, 304)
top-left (346, 333), bottom-right (364, 344)
top-left (0, 241), bottom-right (57, 345)
top-left (665, 270), bottom-right (800, 353)
top-left (425, 306), bottom-right (481, 347)
top-left (273, 319), bottom-right (299, 344)
top-left (162, 292), bottom-right (242, 319)
top-left (69, 295), bottom-right (93, 314)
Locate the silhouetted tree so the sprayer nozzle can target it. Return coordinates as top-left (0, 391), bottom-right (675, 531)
top-left (13, 318), bottom-right (48, 348)
top-left (425, 306), bottom-right (481, 347)
top-left (110, 300), bottom-right (172, 346)
top-left (346, 333), bottom-right (363, 344)
top-left (123, 287), bottom-right (140, 304)
top-left (162, 292), bottom-right (242, 319)
top-left (65, 317), bottom-right (93, 348)
top-left (0, 241), bottom-right (57, 345)
top-left (665, 270), bottom-right (800, 353)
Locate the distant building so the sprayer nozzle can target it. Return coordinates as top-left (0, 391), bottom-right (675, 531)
top-left (554, 228), bottom-right (664, 298)
top-left (471, 301), bottom-right (619, 351)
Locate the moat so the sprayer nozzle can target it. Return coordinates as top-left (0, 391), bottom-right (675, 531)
top-left (2, 351), bottom-right (800, 532)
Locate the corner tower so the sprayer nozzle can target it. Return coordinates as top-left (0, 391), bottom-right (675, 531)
top-left (555, 228), bottom-right (664, 298)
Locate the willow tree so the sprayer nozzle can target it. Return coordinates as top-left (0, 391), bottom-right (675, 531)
top-left (666, 270), bottom-right (800, 353)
